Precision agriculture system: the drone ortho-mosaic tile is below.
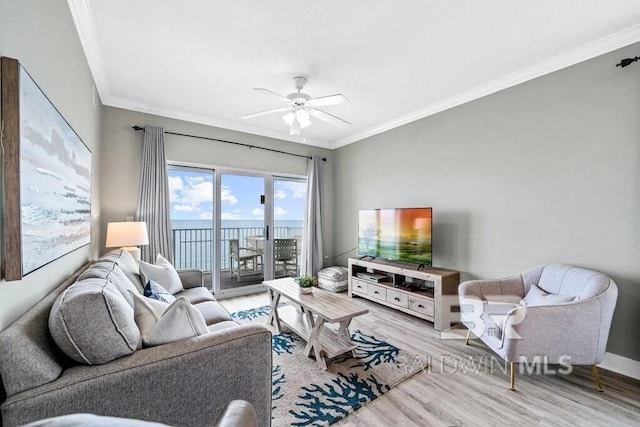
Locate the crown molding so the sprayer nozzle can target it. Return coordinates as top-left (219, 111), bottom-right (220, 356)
top-left (331, 23), bottom-right (640, 149)
top-left (104, 95), bottom-right (332, 149)
top-left (67, 0), bottom-right (111, 104)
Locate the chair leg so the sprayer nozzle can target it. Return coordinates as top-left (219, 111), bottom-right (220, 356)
top-left (465, 329), bottom-right (472, 345)
top-left (591, 365), bottom-right (604, 392)
top-left (510, 362), bottom-right (516, 391)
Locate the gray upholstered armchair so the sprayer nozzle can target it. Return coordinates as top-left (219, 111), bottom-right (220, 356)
top-left (458, 264), bottom-right (618, 391)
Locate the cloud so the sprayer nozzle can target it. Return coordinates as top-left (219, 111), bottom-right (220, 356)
top-left (277, 181), bottom-right (306, 198)
top-left (187, 176), bottom-right (205, 184)
top-left (274, 190), bottom-right (287, 200)
top-left (221, 185), bottom-right (238, 205)
top-left (252, 208), bottom-right (264, 216)
top-left (168, 175), bottom-right (184, 199)
top-left (274, 207), bottom-right (288, 216)
top-left (221, 212), bottom-right (241, 220)
top-left (183, 181), bottom-right (213, 204)
top-left (173, 204), bottom-right (200, 212)
top-left (200, 212), bottom-right (213, 220)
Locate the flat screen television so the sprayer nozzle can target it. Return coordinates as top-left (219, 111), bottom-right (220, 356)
top-left (358, 207), bottom-right (432, 266)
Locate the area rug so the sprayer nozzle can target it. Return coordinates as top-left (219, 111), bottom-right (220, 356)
top-left (230, 304), bottom-right (423, 426)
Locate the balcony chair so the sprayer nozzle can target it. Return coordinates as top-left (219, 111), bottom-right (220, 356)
top-left (458, 264), bottom-right (618, 391)
top-left (229, 239), bottom-right (262, 282)
top-left (274, 238), bottom-right (298, 278)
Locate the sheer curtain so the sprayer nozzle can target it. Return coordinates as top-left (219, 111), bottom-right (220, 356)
top-left (136, 125), bottom-right (173, 263)
top-left (301, 156), bottom-right (324, 276)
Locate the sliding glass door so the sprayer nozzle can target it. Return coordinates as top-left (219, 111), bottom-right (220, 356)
top-left (168, 165), bottom-right (306, 295)
top-left (273, 177), bottom-right (306, 278)
top-left (168, 166), bottom-right (215, 289)
top-left (219, 173), bottom-right (267, 291)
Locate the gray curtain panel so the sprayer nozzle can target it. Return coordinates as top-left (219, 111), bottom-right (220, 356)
top-left (301, 156), bottom-right (323, 276)
top-left (136, 125), bottom-right (173, 263)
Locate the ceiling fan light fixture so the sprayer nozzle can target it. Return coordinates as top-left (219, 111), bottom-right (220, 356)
top-left (289, 119), bottom-right (301, 135)
top-left (282, 111), bottom-right (295, 126)
top-left (296, 109), bottom-right (311, 128)
top-left (245, 76), bottom-right (350, 136)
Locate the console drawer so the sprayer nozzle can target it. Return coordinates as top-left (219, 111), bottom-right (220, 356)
top-left (367, 283), bottom-right (387, 301)
top-left (409, 297), bottom-right (434, 317)
top-left (386, 289), bottom-right (409, 308)
top-left (351, 278), bottom-right (368, 294)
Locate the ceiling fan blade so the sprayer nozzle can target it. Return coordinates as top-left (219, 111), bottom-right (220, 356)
top-left (309, 108), bottom-right (351, 128)
top-left (241, 107), bottom-right (290, 119)
top-left (253, 88), bottom-right (290, 101)
top-left (307, 94), bottom-right (348, 107)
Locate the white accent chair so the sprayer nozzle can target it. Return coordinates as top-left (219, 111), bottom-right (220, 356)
top-left (458, 264), bottom-right (618, 391)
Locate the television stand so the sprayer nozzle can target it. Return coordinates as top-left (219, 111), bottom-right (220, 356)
top-left (348, 257), bottom-right (460, 331)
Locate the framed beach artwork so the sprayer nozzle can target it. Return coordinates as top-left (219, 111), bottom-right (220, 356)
top-left (1, 57), bottom-right (91, 280)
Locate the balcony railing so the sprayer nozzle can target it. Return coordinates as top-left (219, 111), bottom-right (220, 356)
top-left (172, 227), bottom-right (303, 271)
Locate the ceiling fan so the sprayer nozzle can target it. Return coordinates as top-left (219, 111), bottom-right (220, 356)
top-left (241, 76), bottom-right (350, 135)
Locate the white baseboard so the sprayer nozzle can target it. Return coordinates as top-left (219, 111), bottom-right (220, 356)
top-left (598, 352), bottom-right (640, 380)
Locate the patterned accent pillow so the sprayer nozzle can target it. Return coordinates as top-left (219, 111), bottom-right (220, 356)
top-left (144, 280), bottom-right (176, 304)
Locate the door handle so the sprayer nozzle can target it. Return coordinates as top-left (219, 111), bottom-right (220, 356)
top-left (394, 297), bottom-right (400, 301)
top-left (266, 226), bottom-right (269, 241)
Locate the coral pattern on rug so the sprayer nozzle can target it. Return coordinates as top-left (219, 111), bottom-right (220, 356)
top-left (230, 304), bottom-right (422, 426)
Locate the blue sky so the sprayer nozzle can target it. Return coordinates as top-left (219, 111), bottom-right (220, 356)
top-left (168, 169), bottom-right (306, 221)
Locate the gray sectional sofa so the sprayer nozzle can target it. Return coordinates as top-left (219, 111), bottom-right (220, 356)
top-left (0, 249), bottom-right (272, 427)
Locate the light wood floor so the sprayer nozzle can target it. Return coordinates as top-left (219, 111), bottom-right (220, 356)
top-left (220, 291), bottom-right (640, 427)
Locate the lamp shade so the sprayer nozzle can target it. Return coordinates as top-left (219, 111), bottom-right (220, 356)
top-left (105, 222), bottom-right (149, 247)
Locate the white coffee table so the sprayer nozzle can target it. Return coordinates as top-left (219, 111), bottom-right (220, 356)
top-left (262, 277), bottom-right (369, 370)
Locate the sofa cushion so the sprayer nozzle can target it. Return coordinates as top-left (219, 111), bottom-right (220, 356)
top-left (49, 278), bottom-right (141, 365)
top-left (130, 292), bottom-right (209, 347)
top-left (144, 280), bottom-right (177, 304)
top-left (524, 284), bottom-right (576, 306)
top-left (99, 249), bottom-right (144, 292)
top-left (194, 301), bottom-right (233, 326)
top-left (207, 320), bottom-right (239, 333)
top-left (78, 262), bottom-right (140, 308)
top-left (177, 286), bottom-right (215, 304)
top-left (139, 254), bottom-right (184, 295)
top-left (537, 264), bottom-right (610, 300)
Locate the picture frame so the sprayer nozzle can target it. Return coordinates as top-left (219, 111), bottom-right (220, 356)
top-left (1, 57), bottom-right (92, 281)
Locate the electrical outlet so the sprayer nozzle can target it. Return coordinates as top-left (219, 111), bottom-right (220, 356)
top-left (324, 255), bottom-right (329, 261)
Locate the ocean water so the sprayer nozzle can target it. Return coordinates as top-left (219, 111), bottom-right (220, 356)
top-left (172, 219), bottom-right (303, 229)
top-left (171, 219), bottom-right (303, 270)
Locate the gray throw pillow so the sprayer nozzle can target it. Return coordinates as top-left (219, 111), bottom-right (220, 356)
top-left (524, 284), bottom-right (576, 306)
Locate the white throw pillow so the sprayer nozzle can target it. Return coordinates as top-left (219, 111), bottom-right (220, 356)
top-left (524, 284), bottom-right (576, 306)
top-left (138, 254), bottom-right (184, 295)
top-left (128, 291), bottom-right (169, 337)
top-left (129, 291), bottom-right (208, 347)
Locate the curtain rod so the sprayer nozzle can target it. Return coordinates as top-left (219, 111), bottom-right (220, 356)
top-left (131, 125), bottom-right (326, 161)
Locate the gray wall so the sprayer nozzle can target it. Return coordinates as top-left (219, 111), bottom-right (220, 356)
top-left (0, 0), bottom-right (102, 331)
top-left (100, 106), bottom-right (334, 261)
top-left (333, 43), bottom-right (640, 361)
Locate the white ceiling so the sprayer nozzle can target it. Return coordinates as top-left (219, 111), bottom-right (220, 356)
top-left (68, 0), bottom-right (640, 149)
